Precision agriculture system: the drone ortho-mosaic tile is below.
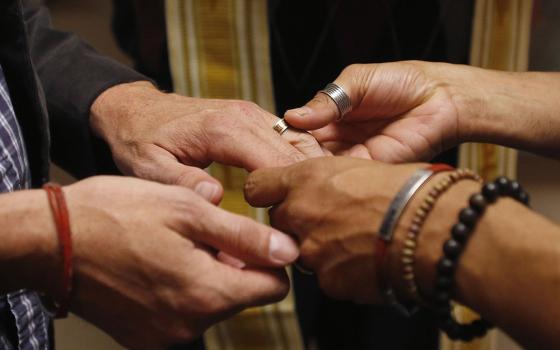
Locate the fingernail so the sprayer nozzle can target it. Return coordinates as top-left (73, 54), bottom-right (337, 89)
top-left (269, 232), bottom-right (299, 264)
top-left (194, 182), bottom-right (220, 201)
top-left (287, 106), bottom-right (313, 117)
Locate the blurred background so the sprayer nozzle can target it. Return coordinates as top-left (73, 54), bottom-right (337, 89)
top-left (43, 0), bottom-right (560, 349)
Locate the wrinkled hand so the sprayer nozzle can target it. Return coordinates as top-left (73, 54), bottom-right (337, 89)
top-left (91, 81), bottom-right (324, 203)
top-left (55, 176), bottom-right (297, 349)
top-left (244, 157), bottom-right (423, 304)
top-left (284, 61), bottom-right (463, 163)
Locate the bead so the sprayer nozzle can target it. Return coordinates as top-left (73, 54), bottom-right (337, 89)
top-left (482, 182), bottom-right (499, 202)
top-left (406, 232), bottom-right (416, 240)
top-left (435, 290), bottom-right (451, 306)
top-left (508, 180), bottom-right (521, 195)
top-left (442, 320), bottom-right (462, 340)
top-left (451, 222), bottom-right (471, 243)
top-left (402, 248), bottom-right (414, 257)
top-left (437, 258), bottom-right (455, 275)
top-left (410, 223), bottom-right (420, 234)
top-left (435, 307), bottom-right (452, 320)
top-left (404, 240), bottom-right (416, 249)
top-left (469, 193), bottom-right (487, 213)
top-left (517, 191), bottom-right (530, 205)
top-left (429, 189), bottom-right (439, 197)
top-left (443, 239), bottom-right (462, 258)
top-left (416, 207), bottom-right (426, 217)
top-left (472, 319), bottom-right (490, 337)
top-left (412, 216), bottom-right (422, 225)
top-left (450, 172), bottom-right (459, 181)
top-left (420, 201), bottom-right (431, 212)
top-left (436, 276), bottom-right (453, 289)
top-left (459, 207), bottom-right (478, 226)
top-left (403, 265), bottom-right (414, 273)
top-left (402, 256), bottom-right (413, 265)
top-left (425, 195), bottom-right (435, 205)
top-left (403, 273), bottom-right (414, 281)
top-left (494, 176), bottom-right (511, 195)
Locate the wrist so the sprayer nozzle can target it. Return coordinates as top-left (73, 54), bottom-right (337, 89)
top-left (387, 171), bottom-right (481, 302)
top-left (0, 190), bottom-right (60, 295)
top-left (89, 80), bottom-right (160, 142)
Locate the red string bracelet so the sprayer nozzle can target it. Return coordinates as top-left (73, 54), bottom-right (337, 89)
top-left (43, 183), bottom-right (73, 318)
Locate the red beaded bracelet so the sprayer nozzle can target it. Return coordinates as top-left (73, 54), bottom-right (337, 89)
top-left (43, 183), bottom-right (73, 318)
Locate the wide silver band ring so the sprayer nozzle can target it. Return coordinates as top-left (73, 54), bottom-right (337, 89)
top-left (319, 83), bottom-right (352, 121)
top-left (273, 118), bottom-right (290, 135)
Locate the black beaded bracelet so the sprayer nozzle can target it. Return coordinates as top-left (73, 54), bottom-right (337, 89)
top-left (433, 176), bottom-right (530, 341)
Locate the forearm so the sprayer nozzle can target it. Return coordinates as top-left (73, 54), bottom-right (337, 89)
top-left (449, 64), bottom-right (560, 157)
top-left (0, 190), bottom-right (57, 295)
top-left (390, 175), bottom-right (560, 349)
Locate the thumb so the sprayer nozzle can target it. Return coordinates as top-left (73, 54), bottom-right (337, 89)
top-left (284, 67), bottom-right (361, 130)
top-left (284, 92), bottom-right (340, 130)
top-left (153, 157), bottom-right (224, 204)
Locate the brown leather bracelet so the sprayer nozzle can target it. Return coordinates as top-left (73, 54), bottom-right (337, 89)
top-left (43, 183), bottom-right (73, 318)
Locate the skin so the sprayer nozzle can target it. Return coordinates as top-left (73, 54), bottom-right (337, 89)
top-left (1, 176), bottom-right (298, 349)
top-left (242, 61), bottom-right (560, 349)
top-left (0, 78), bottom-right (328, 348)
top-left (91, 81), bottom-right (324, 203)
top-left (245, 158), bottom-right (560, 350)
top-left (284, 61), bottom-right (560, 162)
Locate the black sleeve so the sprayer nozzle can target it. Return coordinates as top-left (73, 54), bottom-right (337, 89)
top-left (22, 0), bottom-right (150, 178)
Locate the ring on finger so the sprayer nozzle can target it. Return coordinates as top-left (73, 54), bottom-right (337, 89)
top-left (319, 83), bottom-right (352, 122)
top-left (273, 118), bottom-right (290, 135)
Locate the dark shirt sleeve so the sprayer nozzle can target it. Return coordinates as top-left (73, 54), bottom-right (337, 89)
top-left (22, 0), bottom-right (150, 178)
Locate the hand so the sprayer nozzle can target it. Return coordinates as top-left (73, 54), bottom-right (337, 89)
top-left (284, 62), bottom-right (465, 163)
top-left (90, 82), bottom-right (324, 204)
top-left (244, 156), bottom-right (423, 304)
top-left (46, 176), bottom-right (298, 349)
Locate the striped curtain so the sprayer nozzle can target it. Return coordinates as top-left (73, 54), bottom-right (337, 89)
top-left (165, 1), bottom-right (304, 349)
top-left (449, 1), bottom-right (533, 350)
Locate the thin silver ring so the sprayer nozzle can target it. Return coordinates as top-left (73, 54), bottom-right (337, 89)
top-left (319, 83), bottom-right (352, 121)
top-left (273, 118), bottom-right (290, 135)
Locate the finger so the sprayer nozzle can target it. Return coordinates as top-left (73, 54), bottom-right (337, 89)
top-left (268, 206), bottom-right (292, 237)
top-left (284, 66), bottom-right (362, 129)
top-left (244, 167), bottom-right (290, 207)
top-left (164, 161), bottom-right (224, 204)
top-left (217, 251), bottom-right (246, 269)
top-left (141, 148), bottom-right (224, 204)
top-left (212, 124), bottom-right (306, 171)
top-left (284, 92), bottom-right (340, 130)
top-left (339, 144), bottom-right (372, 160)
top-left (191, 202), bottom-right (299, 267)
top-left (364, 134), bottom-right (425, 163)
top-left (218, 265), bottom-right (290, 308)
top-left (282, 128), bottom-right (325, 158)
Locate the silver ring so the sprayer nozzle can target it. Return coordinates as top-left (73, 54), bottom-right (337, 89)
top-left (273, 118), bottom-right (290, 135)
top-left (319, 83), bottom-right (352, 121)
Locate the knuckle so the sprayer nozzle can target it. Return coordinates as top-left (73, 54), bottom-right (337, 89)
top-left (269, 281), bottom-right (290, 302)
top-left (299, 239), bottom-right (322, 268)
top-left (343, 63), bottom-right (365, 77)
top-left (229, 100), bottom-right (259, 117)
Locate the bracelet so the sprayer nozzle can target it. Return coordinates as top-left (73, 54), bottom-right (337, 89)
top-left (434, 176), bottom-right (530, 341)
top-left (400, 169), bottom-right (481, 303)
top-left (376, 163), bottom-right (453, 315)
top-left (43, 183), bottom-right (73, 318)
